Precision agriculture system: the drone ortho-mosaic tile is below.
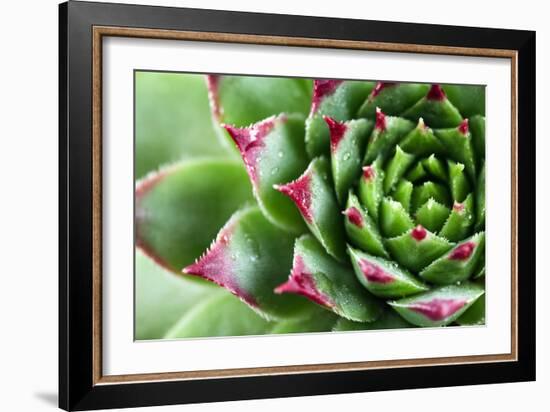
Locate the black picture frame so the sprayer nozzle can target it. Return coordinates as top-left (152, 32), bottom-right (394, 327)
top-left (59, 1), bottom-right (536, 410)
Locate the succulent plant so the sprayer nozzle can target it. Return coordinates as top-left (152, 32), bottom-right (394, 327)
top-left (136, 74), bottom-right (486, 338)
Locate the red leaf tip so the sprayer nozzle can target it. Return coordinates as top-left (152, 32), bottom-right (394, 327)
top-left (182, 221), bottom-right (258, 307)
top-left (362, 165), bottom-right (376, 181)
top-left (274, 255), bottom-right (333, 308)
top-left (342, 207), bottom-right (364, 228)
top-left (426, 84), bottom-right (446, 101)
top-left (375, 107), bottom-right (387, 131)
top-left (449, 241), bottom-right (476, 260)
top-left (310, 79), bottom-right (343, 116)
top-left (323, 115), bottom-right (348, 153)
top-left (409, 298), bottom-right (467, 321)
top-left (453, 201), bottom-right (465, 213)
top-left (223, 116), bottom-right (281, 184)
top-left (359, 259), bottom-right (395, 284)
top-left (458, 118), bottom-right (469, 135)
top-left (274, 171), bottom-right (313, 223)
top-left (371, 81), bottom-right (396, 98)
top-left (411, 225), bottom-right (427, 241)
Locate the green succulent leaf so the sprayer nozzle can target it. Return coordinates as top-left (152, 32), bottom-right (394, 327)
top-left (325, 116), bottom-right (372, 203)
top-left (385, 226), bottom-right (454, 272)
top-left (275, 157), bottom-right (346, 261)
top-left (224, 114), bottom-right (309, 233)
top-left (183, 207), bottom-right (312, 320)
top-left (391, 179), bottom-right (414, 213)
top-left (136, 77), bottom-right (487, 337)
top-left (406, 162), bottom-right (428, 182)
top-left (269, 306), bottom-right (339, 334)
top-left (348, 246), bottom-right (429, 298)
top-left (402, 84), bottom-right (463, 128)
top-left (439, 193), bottom-right (475, 242)
top-left (456, 292), bottom-right (485, 326)
top-left (389, 283), bottom-right (485, 327)
top-left (415, 198), bottom-right (451, 233)
top-left (358, 158), bottom-right (385, 222)
top-left (275, 235), bottom-right (382, 322)
top-left (434, 120), bottom-right (476, 179)
top-left (306, 80), bottom-right (374, 157)
top-left (476, 163), bottom-right (486, 230)
top-left (380, 197), bottom-right (415, 238)
top-left (474, 261), bottom-right (486, 279)
top-left (364, 109), bottom-right (415, 164)
top-left (411, 181), bottom-right (451, 213)
top-left (469, 115), bottom-right (486, 168)
top-left (384, 146), bottom-right (416, 194)
top-left (207, 74), bottom-right (312, 127)
top-left (136, 159), bottom-right (253, 273)
top-left (419, 232), bottom-right (485, 285)
top-left (164, 291), bottom-right (273, 339)
top-left (423, 154), bottom-right (448, 182)
top-left (448, 160), bottom-right (471, 202)
top-left (343, 192), bottom-right (388, 258)
top-left (400, 118), bottom-right (445, 156)
top-left (442, 84), bottom-right (486, 118)
top-left (358, 82), bottom-right (430, 118)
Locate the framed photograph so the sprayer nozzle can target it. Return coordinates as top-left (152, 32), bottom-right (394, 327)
top-left (59, 1), bottom-right (536, 410)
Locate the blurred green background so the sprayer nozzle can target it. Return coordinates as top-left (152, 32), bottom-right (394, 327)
top-left (135, 71), bottom-right (227, 179)
top-left (134, 71), bottom-right (275, 340)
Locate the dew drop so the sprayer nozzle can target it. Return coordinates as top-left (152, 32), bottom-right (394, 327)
top-left (278, 151), bottom-right (284, 158)
top-left (271, 167), bottom-right (279, 175)
top-left (343, 152), bottom-right (351, 161)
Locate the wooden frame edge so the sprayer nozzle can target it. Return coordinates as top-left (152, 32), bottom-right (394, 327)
top-left (91, 26), bottom-right (518, 386)
top-left (92, 27), bottom-right (103, 385)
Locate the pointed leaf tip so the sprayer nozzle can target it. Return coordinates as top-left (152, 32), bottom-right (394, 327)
top-left (310, 79), bottom-right (344, 115)
top-left (458, 118), bottom-right (469, 135)
top-left (453, 201), bottom-right (465, 212)
top-left (358, 259), bottom-right (395, 284)
top-left (323, 115), bottom-right (348, 152)
top-left (411, 225), bottom-right (427, 241)
top-left (274, 255), bottom-right (334, 308)
top-left (135, 160), bottom-right (254, 274)
top-left (375, 107), bottom-right (387, 131)
top-left (348, 247), bottom-right (428, 298)
top-left (277, 235), bottom-right (381, 322)
top-left (426, 84), bottom-right (446, 101)
top-left (343, 207), bottom-right (364, 228)
top-left (273, 172), bottom-right (313, 224)
top-left (225, 114), bottom-right (309, 233)
top-left (390, 283), bottom-right (484, 326)
top-left (449, 241), bottom-right (476, 260)
top-left (222, 115), bottom-right (279, 158)
top-left (184, 207), bottom-right (311, 320)
top-left (182, 219), bottom-right (258, 308)
top-left (371, 82), bottom-right (396, 98)
top-left (419, 233), bottom-right (485, 285)
top-left (362, 165), bottom-right (376, 181)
